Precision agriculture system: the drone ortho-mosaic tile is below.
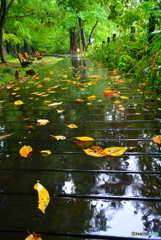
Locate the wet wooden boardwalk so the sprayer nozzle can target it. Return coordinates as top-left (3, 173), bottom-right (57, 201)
top-left (0, 56), bottom-right (161, 239)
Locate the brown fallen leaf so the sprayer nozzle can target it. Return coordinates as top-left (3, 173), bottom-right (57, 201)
top-left (0, 132), bottom-right (15, 140)
top-left (83, 146), bottom-right (107, 157)
top-left (19, 145), bottom-right (33, 158)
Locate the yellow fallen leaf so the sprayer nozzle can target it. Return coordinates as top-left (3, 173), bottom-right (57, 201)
top-left (67, 124), bottom-right (78, 128)
top-left (76, 99), bottom-right (84, 102)
top-left (120, 96), bottom-right (129, 99)
top-left (83, 146), bottom-right (106, 157)
top-left (50, 71), bottom-right (54, 74)
top-left (41, 150), bottom-right (52, 156)
top-left (153, 135), bottom-right (161, 147)
top-left (14, 100), bottom-right (24, 105)
top-left (57, 109), bottom-right (65, 113)
top-left (50, 135), bottom-right (66, 140)
top-left (34, 181), bottom-right (50, 214)
top-left (19, 145), bottom-right (33, 158)
top-left (113, 100), bottom-right (121, 104)
top-left (43, 77), bottom-right (51, 81)
top-left (104, 147), bottom-right (128, 156)
top-left (37, 119), bottom-right (49, 125)
top-left (87, 95), bottom-right (96, 101)
top-left (63, 75), bottom-right (68, 78)
top-left (73, 136), bottom-right (95, 142)
top-left (25, 232), bottom-right (42, 240)
top-left (48, 102), bottom-right (62, 106)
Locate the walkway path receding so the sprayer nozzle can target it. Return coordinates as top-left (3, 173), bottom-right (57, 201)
top-left (0, 56), bottom-right (161, 239)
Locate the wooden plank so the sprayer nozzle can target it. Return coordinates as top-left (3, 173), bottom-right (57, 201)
top-left (0, 195), bottom-right (161, 238)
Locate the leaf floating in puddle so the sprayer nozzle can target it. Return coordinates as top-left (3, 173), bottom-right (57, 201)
top-left (74, 140), bottom-right (94, 147)
top-left (19, 145), bottom-right (33, 158)
top-left (57, 109), bottom-right (65, 113)
top-left (14, 100), bottom-right (24, 105)
top-left (37, 119), bottom-right (49, 125)
top-left (50, 135), bottom-right (66, 140)
top-left (41, 150), bottom-right (52, 157)
top-left (83, 146), bottom-right (106, 157)
top-left (153, 135), bottom-right (161, 147)
top-left (0, 132), bottom-right (15, 140)
top-left (67, 124), bottom-right (78, 128)
top-left (34, 181), bottom-right (50, 214)
top-left (104, 147), bottom-right (128, 157)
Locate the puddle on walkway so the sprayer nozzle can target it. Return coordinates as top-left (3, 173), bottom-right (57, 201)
top-left (0, 55), bottom-right (161, 239)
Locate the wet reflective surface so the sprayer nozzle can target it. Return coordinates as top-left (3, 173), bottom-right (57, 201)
top-left (0, 55), bottom-right (161, 239)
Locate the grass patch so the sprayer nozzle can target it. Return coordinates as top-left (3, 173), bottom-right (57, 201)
top-left (0, 56), bottom-right (63, 88)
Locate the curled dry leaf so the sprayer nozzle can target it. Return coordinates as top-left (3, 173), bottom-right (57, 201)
top-left (41, 150), bottom-right (52, 157)
top-left (153, 135), bottom-right (161, 146)
top-left (83, 146), bottom-right (106, 157)
top-left (0, 132), bottom-right (15, 140)
top-left (67, 124), bottom-right (78, 129)
top-left (19, 145), bottom-right (33, 158)
top-left (14, 100), bottom-right (24, 105)
top-left (73, 136), bottom-right (95, 142)
top-left (48, 102), bottom-right (62, 106)
top-left (57, 109), bottom-right (65, 113)
top-left (50, 135), bottom-right (66, 140)
top-left (34, 181), bottom-right (50, 214)
top-left (104, 147), bottom-right (128, 157)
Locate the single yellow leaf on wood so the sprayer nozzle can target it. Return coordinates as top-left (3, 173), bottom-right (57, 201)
top-left (67, 124), bottom-right (78, 128)
top-left (14, 100), bottom-right (24, 105)
top-left (120, 96), bottom-right (129, 99)
top-left (76, 98), bottom-right (84, 102)
top-left (41, 150), bottom-right (52, 156)
top-left (48, 102), bottom-right (62, 106)
top-left (104, 147), bottom-right (128, 157)
top-left (34, 181), bottom-right (50, 214)
top-left (153, 135), bottom-right (161, 146)
top-left (25, 233), bottom-right (42, 240)
top-left (87, 95), bottom-right (96, 101)
top-left (83, 146), bottom-right (106, 157)
top-left (37, 119), bottom-right (49, 125)
top-left (73, 136), bottom-right (95, 142)
top-left (19, 145), bottom-right (33, 158)
top-left (50, 135), bottom-right (66, 140)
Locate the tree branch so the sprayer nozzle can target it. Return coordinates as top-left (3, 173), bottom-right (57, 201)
top-left (87, 20), bottom-right (98, 46)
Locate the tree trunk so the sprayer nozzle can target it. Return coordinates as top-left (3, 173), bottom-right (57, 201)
top-left (78, 17), bottom-right (87, 51)
top-left (87, 20), bottom-right (98, 47)
top-left (0, 27), bottom-right (7, 63)
top-left (69, 28), bottom-right (77, 53)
